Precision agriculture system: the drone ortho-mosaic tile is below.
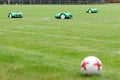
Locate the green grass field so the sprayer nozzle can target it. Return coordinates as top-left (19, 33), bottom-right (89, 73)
top-left (0, 4), bottom-right (120, 80)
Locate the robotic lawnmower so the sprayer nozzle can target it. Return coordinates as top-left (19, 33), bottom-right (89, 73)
top-left (86, 8), bottom-right (98, 13)
top-left (8, 12), bottom-right (23, 18)
top-left (55, 12), bottom-right (72, 19)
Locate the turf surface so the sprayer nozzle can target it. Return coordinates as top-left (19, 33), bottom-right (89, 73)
top-left (0, 4), bottom-right (120, 80)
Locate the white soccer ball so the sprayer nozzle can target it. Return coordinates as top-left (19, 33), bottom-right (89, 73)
top-left (80, 56), bottom-right (102, 75)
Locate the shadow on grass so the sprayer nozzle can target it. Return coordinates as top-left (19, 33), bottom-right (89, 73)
top-left (73, 72), bottom-right (102, 79)
top-left (80, 74), bottom-right (101, 77)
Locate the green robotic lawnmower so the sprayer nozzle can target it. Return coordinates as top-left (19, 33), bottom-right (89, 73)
top-left (8, 12), bottom-right (23, 18)
top-left (86, 8), bottom-right (98, 13)
top-left (55, 12), bottom-right (72, 19)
